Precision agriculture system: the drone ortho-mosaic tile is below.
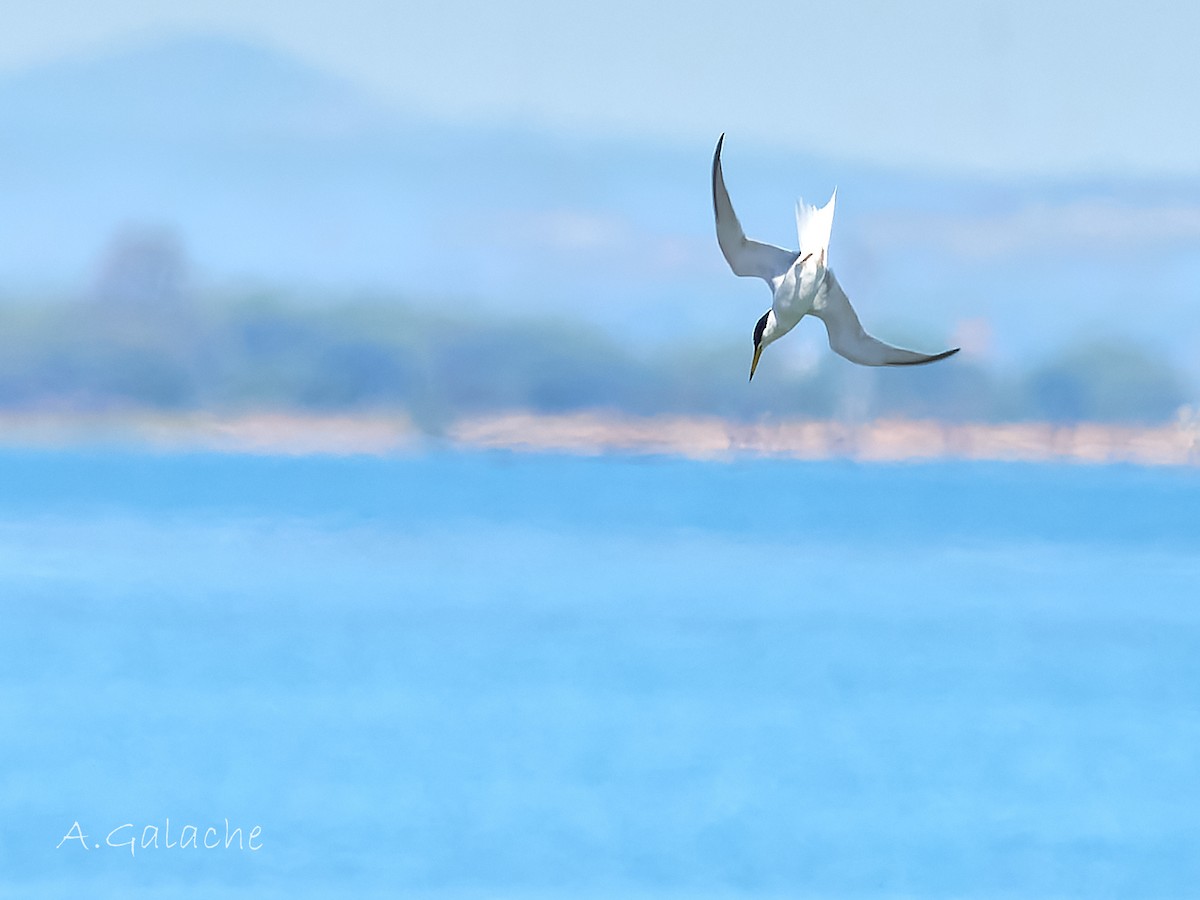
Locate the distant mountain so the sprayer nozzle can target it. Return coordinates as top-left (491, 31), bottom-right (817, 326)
top-left (0, 35), bottom-right (388, 142)
top-left (0, 34), bottom-right (1197, 382)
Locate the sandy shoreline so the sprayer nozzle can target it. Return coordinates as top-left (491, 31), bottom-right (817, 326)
top-left (0, 409), bottom-right (1196, 467)
top-left (451, 411), bottom-right (1200, 467)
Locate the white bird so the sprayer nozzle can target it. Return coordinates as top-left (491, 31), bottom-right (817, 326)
top-left (712, 134), bottom-right (959, 380)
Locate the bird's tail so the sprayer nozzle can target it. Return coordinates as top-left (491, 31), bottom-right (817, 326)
top-left (795, 188), bottom-right (837, 265)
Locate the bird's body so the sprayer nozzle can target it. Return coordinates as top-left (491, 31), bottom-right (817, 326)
top-left (712, 134), bottom-right (959, 379)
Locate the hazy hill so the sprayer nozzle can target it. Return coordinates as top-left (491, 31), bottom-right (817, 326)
top-left (0, 34), bottom-right (1197, 383)
top-left (0, 36), bottom-right (385, 141)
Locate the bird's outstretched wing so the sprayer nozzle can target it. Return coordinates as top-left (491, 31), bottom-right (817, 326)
top-left (811, 270), bottom-right (960, 367)
top-left (712, 134), bottom-right (797, 283)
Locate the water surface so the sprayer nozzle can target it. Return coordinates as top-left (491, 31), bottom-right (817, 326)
top-left (1, 451), bottom-right (1198, 898)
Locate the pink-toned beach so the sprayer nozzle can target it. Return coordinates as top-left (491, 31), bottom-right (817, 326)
top-left (2, 410), bottom-right (1196, 466)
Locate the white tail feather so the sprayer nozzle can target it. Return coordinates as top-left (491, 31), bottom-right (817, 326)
top-left (795, 188), bottom-right (837, 264)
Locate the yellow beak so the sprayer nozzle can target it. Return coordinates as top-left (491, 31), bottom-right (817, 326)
top-left (749, 344), bottom-right (763, 381)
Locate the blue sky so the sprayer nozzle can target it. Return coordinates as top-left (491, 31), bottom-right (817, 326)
top-left (3, 0), bottom-right (1200, 177)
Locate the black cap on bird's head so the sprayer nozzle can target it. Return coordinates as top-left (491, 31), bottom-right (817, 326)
top-left (749, 310), bottom-right (770, 381)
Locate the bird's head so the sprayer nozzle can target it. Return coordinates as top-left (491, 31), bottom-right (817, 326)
top-left (749, 309), bottom-right (774, 381)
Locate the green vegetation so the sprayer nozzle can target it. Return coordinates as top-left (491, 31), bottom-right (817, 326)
top-left (0, 286), bottom-right (1192, 430)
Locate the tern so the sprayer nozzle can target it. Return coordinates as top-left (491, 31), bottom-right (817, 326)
top-left (712, 134), bottom-right (959, 380)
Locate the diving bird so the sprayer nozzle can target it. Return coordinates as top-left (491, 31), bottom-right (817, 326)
top-left (712, 134), bottom-right (959, 380)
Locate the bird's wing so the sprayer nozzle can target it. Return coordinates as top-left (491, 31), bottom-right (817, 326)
top-left (712, 134), bottom-right (798, 283)
top-left (811, 270), bottom-right (960, 367)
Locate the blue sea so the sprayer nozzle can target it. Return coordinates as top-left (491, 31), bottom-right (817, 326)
top-left (1, 450), bottom-right (1199, 898)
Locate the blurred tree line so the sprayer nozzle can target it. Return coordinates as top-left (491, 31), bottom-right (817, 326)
top-left (0, 231), bottom-right (1192, 430)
